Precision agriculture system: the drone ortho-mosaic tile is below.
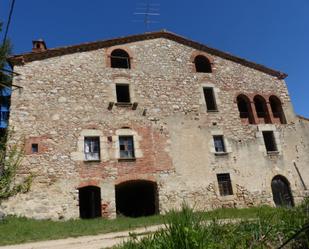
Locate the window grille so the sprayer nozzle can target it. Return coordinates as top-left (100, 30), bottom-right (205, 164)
top-left (217, 173), bottom-right (233, 196)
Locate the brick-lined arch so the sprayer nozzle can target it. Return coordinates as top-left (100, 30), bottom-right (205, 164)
top-left (106, 46), bottom-right (134, 69)
top-left (269, 95), bottom-right (287, 124)
top-left (115, 174), bottom-right (156, 185)
top-left (236, 94), bottom-right (255, 124)
top-left (77, 180), bottom-right (100, 189)
top-left (115, 176), bottom-right (158, 217)
top-left (190, 51), bottom-right (214, 73)
top-left (234, 92), bottom-right (287, 125)
top-left (253, 95), bottom-right (271, 124)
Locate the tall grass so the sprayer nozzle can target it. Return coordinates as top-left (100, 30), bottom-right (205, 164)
top-left (116, 201), bottom-right (309, 249)
top-left (0, 206), bottom-right (265, 245)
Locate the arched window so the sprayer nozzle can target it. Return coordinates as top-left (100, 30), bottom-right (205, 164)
top-left (194, 55), bottom-right (212, 73)
top-left (254, 95), bottom-right (271, 124)
top-left (271, 175), bottom-right (294, 207)
top-left (110, 49), bottom-right (131, 69)
top-left (269, 96), bottom-right (286, 124)
top-left (237, 94), bottom-right (254, 124)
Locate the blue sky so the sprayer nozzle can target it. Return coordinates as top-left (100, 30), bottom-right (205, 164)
top-left (1, 0), bottom-right (308, 117)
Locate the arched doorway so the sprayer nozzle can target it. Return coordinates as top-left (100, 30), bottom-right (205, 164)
top-left (115, 180), bottom-right (158, 217)
top-left (271, 175), bottom-right (294, 207)
top-left (79, 186), bottom-right (102, 219)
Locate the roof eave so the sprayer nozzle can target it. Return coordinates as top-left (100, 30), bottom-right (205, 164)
top-left (7, 30), bottom-right (288, 79)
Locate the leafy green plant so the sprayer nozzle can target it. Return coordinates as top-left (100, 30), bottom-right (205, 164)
top-left (0, 22), bottom-right (33, 202)
top-left (0, 129), bottom-right (33, 202)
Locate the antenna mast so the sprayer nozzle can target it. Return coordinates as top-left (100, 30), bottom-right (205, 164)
top-left (134, 0), bottom-right (160, 31)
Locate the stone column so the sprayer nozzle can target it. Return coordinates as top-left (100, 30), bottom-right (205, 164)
top-left (266, 102), bottom-right (275, 124)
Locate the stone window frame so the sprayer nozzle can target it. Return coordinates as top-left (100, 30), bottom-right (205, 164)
top-left (199, 83), bottom-right (221, 114)
top-left (71, 129), bottom-right (108, 162)
top-left (110, 76), bottom-right (136, 106)
top-left (209, 130), bottom-right (232, 155)
top-left (256, 125), bottom-right (282, 156)
top-left (84, 136), bottom-right (101, 161)
top-left (113, 128), bottom-right (143, 160)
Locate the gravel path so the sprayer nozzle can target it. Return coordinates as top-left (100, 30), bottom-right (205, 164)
top-left (0, 224), bottom-right (164, 249)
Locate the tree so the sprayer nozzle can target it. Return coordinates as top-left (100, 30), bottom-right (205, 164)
top-left (0, 22), bottom-right (33, 203)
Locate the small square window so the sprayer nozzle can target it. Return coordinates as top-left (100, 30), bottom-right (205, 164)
top-left (203, 87), bottom-right (217, 111)
top-left (213, 135), bottom-right (226, 153)
top-left (31, 143), bottom-right (38, 153)
top-left (217, 173), bottom-right (233, 196)
top-left (84, 137), bottom-right (100, 161)
top-left (262, 131), bottom-right (278, 153)
top-left (119, 136), bottom-right (135, 159)
top-left (116, 84), bottom-right (130, 103)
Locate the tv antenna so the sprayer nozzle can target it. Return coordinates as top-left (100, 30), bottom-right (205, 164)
top-left (133, 1), bottom-right (160, 31)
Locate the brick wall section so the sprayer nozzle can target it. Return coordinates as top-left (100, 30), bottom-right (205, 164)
top-left (1, 37), bottom-right (308, 220)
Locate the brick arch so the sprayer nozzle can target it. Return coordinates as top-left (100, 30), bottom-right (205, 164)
top-left (190, 50), bottom-right (214, 64)
top-left (233, 92), bottom-right (253, 103)
top-left (77, 180), bottom-right (100, 189)
top-left (253, 94), bottom-right (272, 124)
top-left (235, 93), bottom-right (255, 124)
top-left (268, 95), bottom-right (287, 124)
top-left (115, 174), bottom-right (156, 185)
top-left (105, 46), bottom-right (134, 69)
top-left (268, 94), bottom-right (282, 104)
top-left (190, 51), bottom-right (214, 73)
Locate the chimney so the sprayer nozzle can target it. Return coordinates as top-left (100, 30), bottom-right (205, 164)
top-left (32, 39), bottom-right (47, 52)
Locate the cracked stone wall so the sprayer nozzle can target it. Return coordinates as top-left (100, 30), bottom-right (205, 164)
top-left (1, 38), bottom-right (309, 219)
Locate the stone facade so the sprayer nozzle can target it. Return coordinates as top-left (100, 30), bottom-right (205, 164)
top-left (1, 31), bottom-right (309, 220)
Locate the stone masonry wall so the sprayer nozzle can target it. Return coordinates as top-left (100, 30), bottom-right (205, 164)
top-left (1, 37), bottom-right (308, 219)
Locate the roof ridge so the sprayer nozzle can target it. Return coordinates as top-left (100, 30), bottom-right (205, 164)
top-left (8, 30), bottom-right (287, 79)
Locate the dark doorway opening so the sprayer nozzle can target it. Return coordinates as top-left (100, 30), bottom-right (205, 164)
top-left (115, 180), bottom-right (158, 217)
top-left (79, 186), bottom-right (102, 219)
top-left (271, 175), bottom-right (294, 208)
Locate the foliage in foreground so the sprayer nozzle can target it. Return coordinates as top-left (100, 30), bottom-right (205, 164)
top-left (0, 130), bottom-right (33, 202)
top-left (0, 207), bottom-right (268, 245)
top-left (0, 22), bottom-right (33, 202)
top-left (116, 202), bottom-right (309, 249)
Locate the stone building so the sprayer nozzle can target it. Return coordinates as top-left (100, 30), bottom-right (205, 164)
top-left (1, 30), bottom-right (309, 220)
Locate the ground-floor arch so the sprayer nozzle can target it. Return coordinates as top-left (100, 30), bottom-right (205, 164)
top-left (78, 186), bottom-right (102, 219)
top-left (115, 180), bottom-right (159, 217)
top-left (271, 175), bottom-right (294, 207)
